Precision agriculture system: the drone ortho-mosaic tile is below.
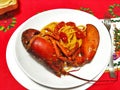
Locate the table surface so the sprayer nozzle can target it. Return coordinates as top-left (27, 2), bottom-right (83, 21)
top-left (0, 0), bottom-right (120, 90)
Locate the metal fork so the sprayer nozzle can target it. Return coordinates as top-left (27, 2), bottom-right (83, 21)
top-left (103, 18), bottom-right (116, 78)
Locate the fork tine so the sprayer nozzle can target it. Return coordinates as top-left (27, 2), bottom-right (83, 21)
top-left (103, 19), bottom-right (111, 31)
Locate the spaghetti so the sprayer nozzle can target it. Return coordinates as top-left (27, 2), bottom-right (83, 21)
top-left (40, 21), bottom-right (86, 50)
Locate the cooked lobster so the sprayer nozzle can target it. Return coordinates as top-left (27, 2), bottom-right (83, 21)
top-left (21, 22), bottom-right (100, 77)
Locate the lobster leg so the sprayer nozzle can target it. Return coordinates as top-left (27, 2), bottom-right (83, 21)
top-left (68, 42), bottom-right (79, 56)
top-left (56, 41), bottom-right (69, 57)
top-left (49, 37), bottom-right (61, 57)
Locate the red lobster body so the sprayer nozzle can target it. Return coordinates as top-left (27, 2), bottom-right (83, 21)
top-left (21, 23), bottom-right (100, 77)
top-left (29, 37), bottom-right (56, 61)
top-left (29, 37), bottom-right (66, 76)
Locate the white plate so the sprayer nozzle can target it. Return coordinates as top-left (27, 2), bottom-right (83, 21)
top-left (6, 9), bottom-right (111, 89)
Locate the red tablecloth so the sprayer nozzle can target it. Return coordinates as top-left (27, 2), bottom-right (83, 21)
top-left (0, 0), bottom-right (120, 90)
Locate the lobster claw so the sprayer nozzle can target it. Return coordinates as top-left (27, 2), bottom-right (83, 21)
top-left (81, 24), bottom-right (100, 62)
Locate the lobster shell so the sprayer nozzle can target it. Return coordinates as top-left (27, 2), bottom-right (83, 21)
top-left (21, 23), bottom-right (100, 77)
